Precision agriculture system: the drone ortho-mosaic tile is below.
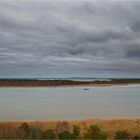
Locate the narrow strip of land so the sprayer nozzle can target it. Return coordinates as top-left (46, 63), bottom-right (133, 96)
top-left (0, 79), bottom-right (140, 87)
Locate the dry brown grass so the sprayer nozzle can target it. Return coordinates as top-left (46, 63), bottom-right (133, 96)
top-left (0, 119), bottom-right (140, 138)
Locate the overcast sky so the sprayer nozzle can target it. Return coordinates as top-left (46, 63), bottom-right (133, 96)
top-left (0, 0), bottom-right (140, 78)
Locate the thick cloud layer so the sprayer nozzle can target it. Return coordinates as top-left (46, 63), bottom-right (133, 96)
top-left (0, 0), bottom-right (140, 77)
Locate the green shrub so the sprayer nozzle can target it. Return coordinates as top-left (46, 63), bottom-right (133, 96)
top-left (115, 130), bottom-right (130, 139)
top-left (58, 131), bottom-right (73, 139)
top-left (132, 135), bottom-right (140, 140)
top-left (84, 124), bottom-right (107, 139)
top-left (41, 129), bottom-right (55, 139)
top-left (19, 123), bottom-right (31, 139)
top-left (20, 123), bottom-right (30, 132)
top-left (19, 122), bottom-right (42, 139)
top-left (72, 125), bottom-right (80, 139)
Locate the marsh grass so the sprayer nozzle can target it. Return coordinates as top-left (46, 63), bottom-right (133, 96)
top-left (0, 119), bottom-right (140, 139)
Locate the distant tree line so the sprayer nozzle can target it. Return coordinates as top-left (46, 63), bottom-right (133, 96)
top-left (1, 79), bottom-right (140, 87)
top-left (0, 122), bottom-right (140, 139)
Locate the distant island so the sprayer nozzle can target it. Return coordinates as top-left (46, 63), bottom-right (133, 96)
top-left (0, 78), bottom-right (140, 87)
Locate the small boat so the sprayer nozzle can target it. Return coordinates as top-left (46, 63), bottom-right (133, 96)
top-left (83, 88), bottom-right (90, 91)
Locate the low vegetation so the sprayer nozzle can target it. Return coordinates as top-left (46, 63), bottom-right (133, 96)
top-left (115, 130), bottom-right (130, 139)
top-left (0, 121), bottom-right (140, 139)
top-left (84, 124), bottom-right (107, 139)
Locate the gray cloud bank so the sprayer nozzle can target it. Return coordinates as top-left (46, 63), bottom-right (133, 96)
top-left (0, 0), bottom-right (140, 77)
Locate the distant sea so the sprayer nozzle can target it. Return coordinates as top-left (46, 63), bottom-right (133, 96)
top-left (0, 70), bottom-right (140, 80)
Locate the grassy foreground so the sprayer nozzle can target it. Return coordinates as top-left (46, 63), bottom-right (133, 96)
top-left (0, 119), bottom-right (140, 139)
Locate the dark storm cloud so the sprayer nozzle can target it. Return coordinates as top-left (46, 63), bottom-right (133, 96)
top-left (130, 19), bottom-right (140, 32)
top-left (0, 0), bottom-right (140, 77)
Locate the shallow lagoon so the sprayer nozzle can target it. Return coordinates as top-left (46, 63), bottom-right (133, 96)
top-left (0, 85), bottom-right (140, 121)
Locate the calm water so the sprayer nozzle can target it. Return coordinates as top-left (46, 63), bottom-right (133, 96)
top-left (0, 85), bottom-right (140, 121)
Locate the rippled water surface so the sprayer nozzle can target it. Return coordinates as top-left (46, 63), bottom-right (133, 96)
top-left (0, 85), bottom-right (140, 121)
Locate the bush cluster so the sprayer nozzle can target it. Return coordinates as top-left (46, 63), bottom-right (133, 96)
top-left (0, 122), bottom-right (140, 139)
